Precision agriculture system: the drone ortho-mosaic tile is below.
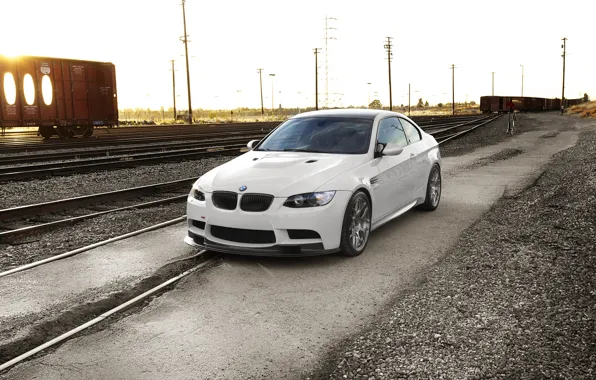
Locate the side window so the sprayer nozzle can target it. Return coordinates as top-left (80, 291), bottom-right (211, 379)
top-left (377, 117), bottom-right (408, 148)
top-left (399, 118), bottom-right (421, 144)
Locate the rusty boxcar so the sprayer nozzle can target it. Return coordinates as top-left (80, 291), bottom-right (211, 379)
top-left (480, 95), bottom-right (583, 113)
top-left (0, 55), bottom-right (118, 138)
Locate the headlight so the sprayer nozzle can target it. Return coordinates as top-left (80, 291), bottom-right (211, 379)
top-left (191, 187), bottom-right (205, 201)
top-left (283, 191), bottom-right (336, 208)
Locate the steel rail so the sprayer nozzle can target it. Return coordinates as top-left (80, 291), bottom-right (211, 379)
top-left (0, 135), bottom-right (266, 166)
top-left (0, 177), bottom-right (197, 221)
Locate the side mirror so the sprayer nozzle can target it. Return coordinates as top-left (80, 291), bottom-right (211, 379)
top-left (247, 140), bottom-right (259, 150)
top-left (383, 146), bottom-right (404, 156)
top-left (374, 143), bottom-right (403, 157)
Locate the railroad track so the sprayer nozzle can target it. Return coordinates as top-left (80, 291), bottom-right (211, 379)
top-left (0, 122), bottom-right (279, 153)
top-left (0, 178), bottom-right (197, 242)
top-left (0, 115), bottom-right (485, 153)
top-left (0, 115), bottom-right (498, 182)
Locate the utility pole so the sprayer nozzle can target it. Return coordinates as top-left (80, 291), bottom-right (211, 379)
top-left (367, 82), bottom-right (371, 107)
top-left (384, 37), bottom-right (393, 111)
top-left (520, 64), bottom-right (524, 97)
top-left (269, 73), bottom-right (275, 113)
top-left (491, 72), bottom-right (495, 96)
top-left (408, 83), bottom-right (411, 117)
top-left (170, 60), bottom-right (177, 120)
top-left (451, 64), bottom-right (456, 115)
top-left (324, 15), bottom-right (337, 108)
top-left (561, 37), bottom-right (567, 113)
top-left (314, 48), bottom-right (321, 110)
top-left (257, 68), bottom-right (264, 116)
top-left (180, 0), bottom-right (192, 124)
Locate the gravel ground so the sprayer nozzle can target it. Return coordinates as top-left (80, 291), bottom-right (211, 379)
top-left (440, 113), bottom-right (562, 158)
top-left (0, 156), bottom-right (233, 209)
top-left (307, 126), bottom-right (596, 379)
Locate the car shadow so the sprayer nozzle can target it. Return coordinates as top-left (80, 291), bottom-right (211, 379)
top-left (214, 207), bottom-right (426, 270)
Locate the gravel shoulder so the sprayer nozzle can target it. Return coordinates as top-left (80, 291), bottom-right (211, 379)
top-left (307, 120), bottom-right (596, 379)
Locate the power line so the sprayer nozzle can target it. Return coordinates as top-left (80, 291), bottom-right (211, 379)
top-left (384, 37), bottom-right (393, 111)
top-left (313, 48), bottom-right (322, 110)
top-left (179, 0), bottom-right (192, 124)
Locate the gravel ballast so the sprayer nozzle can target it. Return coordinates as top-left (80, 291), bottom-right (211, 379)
top-left (307, 125), bottom-right (596, 378)
top-left (0, 156), bottom-right (233, 209)
top-left (440, 113), bottom-right (564, 158)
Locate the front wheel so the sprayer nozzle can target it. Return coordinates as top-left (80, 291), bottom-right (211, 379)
top-left (339, 191), bottom-right (372, 257)
top-left (417, 164), bottom-right (441, 211)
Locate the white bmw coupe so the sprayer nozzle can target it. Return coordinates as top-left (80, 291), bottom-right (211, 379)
top-left (185, 109), bottom-right (441, 257)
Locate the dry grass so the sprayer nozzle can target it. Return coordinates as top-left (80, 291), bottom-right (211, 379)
top-left (566, 101), bottom-right (596, 118)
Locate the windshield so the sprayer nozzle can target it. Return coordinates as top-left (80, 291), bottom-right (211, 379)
top-left (256, 117), bottom-right (373, 154)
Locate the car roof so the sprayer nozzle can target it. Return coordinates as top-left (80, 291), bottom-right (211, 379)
top-left (292, 108), bottom-right (407, 120)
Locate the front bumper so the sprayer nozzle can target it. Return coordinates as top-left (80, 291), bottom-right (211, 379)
top-left (184, 191), bottom-right (351, 256)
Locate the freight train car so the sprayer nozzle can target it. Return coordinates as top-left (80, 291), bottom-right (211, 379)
top-left (480, 96), bottom-right (583, 113)
top-left (0, 55), bottom-right (118, 138)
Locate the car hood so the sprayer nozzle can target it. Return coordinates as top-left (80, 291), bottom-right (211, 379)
top-left (196, 151), bottom-right (366, 196)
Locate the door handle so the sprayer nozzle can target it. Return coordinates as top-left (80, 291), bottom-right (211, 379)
top-left (410, 153), bottom-right (415, 159)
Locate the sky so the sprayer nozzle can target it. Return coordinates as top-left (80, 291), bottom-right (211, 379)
top-left (0, 0), bottom-right (594, 110)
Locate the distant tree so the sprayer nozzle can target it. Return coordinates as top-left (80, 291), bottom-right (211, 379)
top-left (424, 101), bottom-right (429, 107)
top-left (584, 93), bottom-right (590, 102)
top-left (400, 104), bottom-right (404, 108)
top-left (369, 99), bottom-right (383, 109)
top-left (469, 100), bottom-right (477, 106)
top-left (417, 98), bottom-right (424, 107)
top-left (437, 103), bottom-right (444, 108)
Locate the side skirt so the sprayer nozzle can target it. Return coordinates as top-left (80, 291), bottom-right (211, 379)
top-left (371, 200), bottom-right (417, 231)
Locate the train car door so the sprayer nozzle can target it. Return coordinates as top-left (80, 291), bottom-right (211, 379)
top-left (36, 59), bottom-right (58, 123)
top-left (0, 57), bottom-right (21, 127)
top-left (70, 61), bottom-right (89, 123)
top-left (498, 97), bottom-right (503, 112)
top-left (18, 57), bottom-right (41, 126)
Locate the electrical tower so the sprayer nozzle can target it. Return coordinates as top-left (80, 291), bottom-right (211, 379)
top-left (384, 37), bottom-right (393, 111)
top-left (324, 15), bottom-right (337, 108)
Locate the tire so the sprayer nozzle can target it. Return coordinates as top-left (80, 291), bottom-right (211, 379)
top-left (417, 164), bottom-right (441, 211)
top-left (339, 191), bottom-right (372, 257)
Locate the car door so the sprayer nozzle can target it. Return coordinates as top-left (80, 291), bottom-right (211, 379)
top-left (371, 117), bottom-right (416, 222)
top-left (398, 118), bottom-right (430, 198)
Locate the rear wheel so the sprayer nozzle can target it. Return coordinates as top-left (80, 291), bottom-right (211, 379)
top-left (339, 191), bottom-right (371, 257)
top-left (417, 164), bottom-right (441, 211)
